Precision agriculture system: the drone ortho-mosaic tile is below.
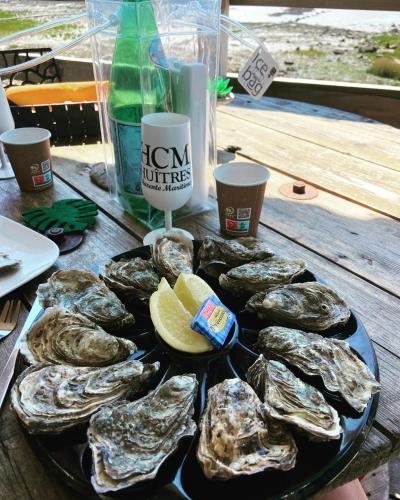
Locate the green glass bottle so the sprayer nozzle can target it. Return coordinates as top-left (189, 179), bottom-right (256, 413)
top-left (108, 0), bottom-right (168, 227)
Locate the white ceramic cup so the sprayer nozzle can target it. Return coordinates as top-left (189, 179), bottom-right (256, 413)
top-left (141, 113), bottom-right (193, 213)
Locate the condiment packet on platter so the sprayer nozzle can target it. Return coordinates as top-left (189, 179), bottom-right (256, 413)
top-left (191, 294), bottom-right (235, 349)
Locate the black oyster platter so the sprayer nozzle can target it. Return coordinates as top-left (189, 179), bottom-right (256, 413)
top-left (14, 238), bottom-right (379, 500)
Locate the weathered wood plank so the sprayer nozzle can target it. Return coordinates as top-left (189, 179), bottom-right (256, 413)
top-left (258, 168), bottom-right (400, 297)
top-left (0, 397), bottom-right (84, 500)
top-left (229, 76), bottom-right (400, 128)
top-left (0, 176), bottom-right (141, 304)
top-left (389, 456), bottom-right (400, 498)
top-left (372, 345), bottom-right (400, 441)
top-left (0, 301), bottom-right (28, 372)
top-left (216, 112), bottom-right (400, 218)
top-left (314, 428), bottom-right (394, 497)
top-left (361, 464), bottom-right (389, 500)
top-left (221, 95), bottom-right (400, 172)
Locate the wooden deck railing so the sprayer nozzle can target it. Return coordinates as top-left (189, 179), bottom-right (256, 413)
top-left (221, 0), bottom-right (400, 126)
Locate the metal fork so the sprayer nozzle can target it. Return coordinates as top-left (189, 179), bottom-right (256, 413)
top-left (0, 300), bottom-right (21, 338)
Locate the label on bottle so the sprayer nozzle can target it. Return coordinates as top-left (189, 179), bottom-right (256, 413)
top-left (110, 118), bottom-right (143, 195)
top-left (238, 46), bottom-right (279, 100)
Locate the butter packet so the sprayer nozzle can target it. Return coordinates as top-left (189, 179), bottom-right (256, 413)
top-left (191, 294), bottom-right (235, 349)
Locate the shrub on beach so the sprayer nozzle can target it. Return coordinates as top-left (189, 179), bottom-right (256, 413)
top-left (368, 57), bottom-right (400, 81)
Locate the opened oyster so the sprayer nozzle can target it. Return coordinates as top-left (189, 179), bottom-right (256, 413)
top-left (37, 269), bottom-right (135, 332)
top-left (219, 257), bottom-right (306, 298)
top-left (198, 236), bottom-right (274, 278)
top-left (197, 378), bottom-right (297, 480)
top-left (11, 359), bottom-right (159, 434)
top-left (151, 230), bottom-right (193, 285)
top-left (247, 355), bottom-right (341, 441)
top-left (246, 282), bottom-right (350, 331)
top-left (0, 252), bottom-right (21, 271)
top-left (101, 257), bottom-right (159, 304)
top-left (20, 307), bottom-right (136, 367)
top-left (256, 327), bottom-right (380, 412)
top-left (88, 374), bottom-right (197, 493)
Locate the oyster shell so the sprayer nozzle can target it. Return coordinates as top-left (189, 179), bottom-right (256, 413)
top-left (0, 252), bottom-right (21, 271)
top-left (256, 327), bottom-right (380, 412)
top-left (197, 378), bottom-right (297, 480)
top-left (101, 257), bottom-right (159, 304)
top-left (198, 236), bottom-right (274, 278)
top-left (151, 230), bottom-right (193, 285)
top-left (246, 282), bottom-right (350, 331)
top-left (11, 359), bottom-right (159, 434)
top-left (219, 257), bottom-right (306, 298)
top-left (20, 307), bottom-right (136, 367)
top-left (37, 269), bottom-right (135, 332)
top-left (247, 355), bottom-right (341, 441)
top-left (88, 374), bottom-right (197, 493)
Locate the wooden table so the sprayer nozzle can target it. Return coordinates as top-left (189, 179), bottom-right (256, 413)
top-left (1, 95), bottom-right (399, 500)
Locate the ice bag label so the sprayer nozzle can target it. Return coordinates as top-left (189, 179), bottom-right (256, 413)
top-left (238, 46), bottom-right (279, 100)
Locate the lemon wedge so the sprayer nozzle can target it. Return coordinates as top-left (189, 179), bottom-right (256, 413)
top-left (150, 278), bottom-right (213, 353)
top-left (174, 273), bottom-right (215, 316)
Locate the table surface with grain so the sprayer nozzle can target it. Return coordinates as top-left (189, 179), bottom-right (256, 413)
top-left (0, 95), bottom-right (399, 500)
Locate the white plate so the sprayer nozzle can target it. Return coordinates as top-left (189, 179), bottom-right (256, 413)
top-left (0, 215), bottom-right (59, 298)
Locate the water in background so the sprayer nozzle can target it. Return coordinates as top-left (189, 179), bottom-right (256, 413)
top-left (230, 7), bottom-right (400, 32)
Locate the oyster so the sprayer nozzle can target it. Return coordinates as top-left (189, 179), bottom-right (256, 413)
top-left (198, 236), bottom-right (274, 278)
top-left (219, 257), bottom-right (306, 298)
top-left (37, 269), bottom-right (135, 332)
top-left (197, 378), bottom-right (297, 480)
top-left (247, 355), bottom-right (341, 441)
top-left (256, 327), bottom-right (380, 412)
top-left (88, 374), bottom-right (197, 493)
top-left (11, 359), bottom-right (159, 434)
top-left (151, 230), bottom-right (193, 285)
top-left (20, 307), bottom-right (137, 367)
top-left (0, 252), bottom-right (21, 271)
top-left (101, 257), bottom-right (159, 304)
top-left (246, 282), bottom-right (350, 331)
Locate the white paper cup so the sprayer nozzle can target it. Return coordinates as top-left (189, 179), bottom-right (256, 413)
top-left (141, 113), bottom-right (193, 211)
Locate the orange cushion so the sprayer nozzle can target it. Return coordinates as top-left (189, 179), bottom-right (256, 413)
top-left (5, 81), bottom-right (105, 105)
